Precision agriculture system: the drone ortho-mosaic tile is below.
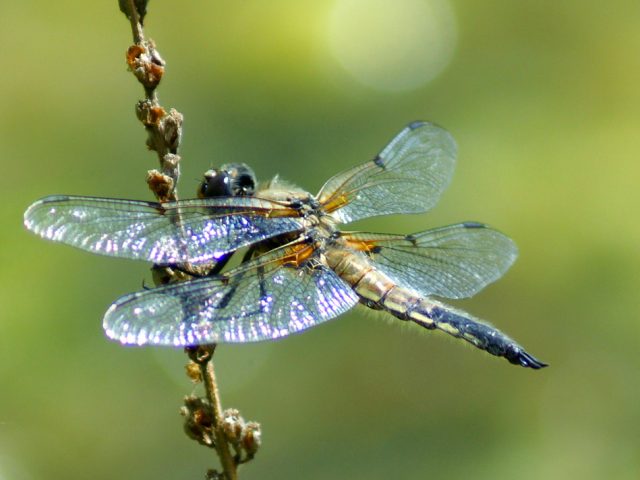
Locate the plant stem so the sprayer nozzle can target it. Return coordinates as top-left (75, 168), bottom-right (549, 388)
top-left (199, 346), bottom-right (238, 480)
top-left (124, 0), bottom-right (145, 43)
top-left (118, 3), bottom-right (247, 476)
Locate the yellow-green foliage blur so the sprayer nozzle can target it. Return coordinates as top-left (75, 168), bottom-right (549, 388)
top-left (1, 1), bottom-right (638, 479)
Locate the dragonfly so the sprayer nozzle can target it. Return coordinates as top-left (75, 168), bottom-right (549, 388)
top-left (23, 121), bottom-right (546, 369)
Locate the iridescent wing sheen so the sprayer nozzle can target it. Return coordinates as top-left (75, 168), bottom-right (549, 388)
top-left (317, 121), bottom-right (457, 224)
top-left (344, 222), bottom-right (518, 299)
top-left (24, 195), bottom-right (303, 265)
top-left (103, 245), bottom-right (359, 346)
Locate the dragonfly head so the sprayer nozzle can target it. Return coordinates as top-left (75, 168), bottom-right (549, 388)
top-left (199, 163), bottom-right (257, 198)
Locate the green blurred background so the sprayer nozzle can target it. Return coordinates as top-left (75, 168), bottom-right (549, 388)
top-left (1, 1), bottom-right (639, 479)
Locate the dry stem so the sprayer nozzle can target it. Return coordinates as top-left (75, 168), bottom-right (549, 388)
top-left (117, 2), bottom-right (246, 478)
top-left (187, 346), bottom-right (239, 480)
top-left (120, 0), bottom-right (182, 202)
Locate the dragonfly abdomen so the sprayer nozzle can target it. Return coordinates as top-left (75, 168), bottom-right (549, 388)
top-left (328, 250), bottom-right (545, 369)
top-left (404, 298), bottom-right (545, 368)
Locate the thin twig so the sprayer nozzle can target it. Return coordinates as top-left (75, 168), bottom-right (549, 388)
top-left (205, 362), bottom-right (238, 479)
top-left (187, 346), bottom-right (239, 480)
top-left (122, 0), bottom-right (145, 44)
top-left (117, 2), bottom-right (248, 478)
top-left (121, 0), bottom-right (182, 202)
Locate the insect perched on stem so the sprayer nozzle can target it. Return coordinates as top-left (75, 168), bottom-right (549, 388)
top-left (24, 121), bottom-right (546, 369)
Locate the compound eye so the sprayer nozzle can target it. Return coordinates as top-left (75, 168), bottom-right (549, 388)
top-left (198, 169), bottom-right (232, 198)
top-left (219, 163), bottom-right (257, 196)
top-left (235, 173), bottom-right (256, 195)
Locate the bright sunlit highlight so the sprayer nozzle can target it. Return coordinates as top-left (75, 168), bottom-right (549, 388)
top-left (328, 0), bottom-right (457, 91)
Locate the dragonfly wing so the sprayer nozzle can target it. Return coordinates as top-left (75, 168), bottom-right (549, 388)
top-left (317, 121), bottom-right (456, 224)
top-left (344, 222), bottom-right (518, 299)
top-left (24, 195), bottom-right (303, 265)
top-left (103, 246), bottom-right (359, 346)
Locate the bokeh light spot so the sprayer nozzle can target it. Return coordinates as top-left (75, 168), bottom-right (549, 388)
top-left (328, 0), bottom-right (457, 91)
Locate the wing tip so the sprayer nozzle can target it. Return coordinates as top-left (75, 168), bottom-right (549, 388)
top-left (461, 221), bottom-right (488, 229)
top-left (405, 120), bottom-right (458, 159)
top-left (406, 119), bottom-right (449, 135)
top-left (460, 221), bottom-right (519, 267)
top-left (407, 120), bottom-right (446, 134)
top-left (24, 195), bottom-right (74, 232)
top-left (23, 199), bottom-right (44, 229)
top-left (24, 200), bottom-right (49, 234)
top-left (408, 120), bottom-right (426, 130)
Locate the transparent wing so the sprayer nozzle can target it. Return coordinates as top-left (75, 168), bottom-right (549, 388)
top-left (344, 222), bottom-right (517, 299)
top-left (24, 195), bottom-right (303, 265)
top-left (103, 246), bottom-right (359, 346)
top-left (317, 121), bottom-right (457, 224)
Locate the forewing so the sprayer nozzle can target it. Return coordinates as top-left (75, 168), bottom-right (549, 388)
top-left (345, 222), bottom-right (517, 299)
top-left (24, 195), bottom-right (303, 265)
top-left (103, 246), bottom-right (359, 346)
top-left (317, 121), bottom-right (456, 224)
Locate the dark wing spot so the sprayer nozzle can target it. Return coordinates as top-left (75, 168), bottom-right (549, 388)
top-left (257, 265), bottom-right (268, 313)
top-left (216, 281), bottom-right (239, 309)
top-left (408, 120), bottom-right (426, 130)
top-left (462, 221), bottom-right (486, 229)
top-left (373, 155), bottom-right (385, 168)
top-left (405, 234), bottom-right (418, 246)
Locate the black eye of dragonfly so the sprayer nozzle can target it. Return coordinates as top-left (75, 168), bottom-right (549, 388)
top-left (199, 169), bottom-right (233, 198)
top-left (198, 163), bottom-right (258, 198)
top-left (199, 163), bottom-right (257, 198)
top-left (223, 163), bottom-right (257, 196)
